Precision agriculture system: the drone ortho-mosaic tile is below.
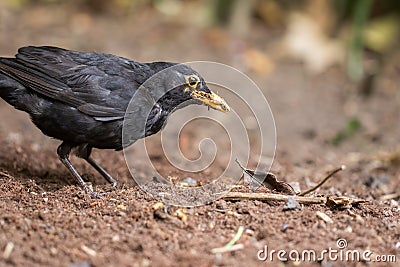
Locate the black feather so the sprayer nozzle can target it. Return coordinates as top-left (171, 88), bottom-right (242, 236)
top-left (0, 46), bottom-right (203, 149)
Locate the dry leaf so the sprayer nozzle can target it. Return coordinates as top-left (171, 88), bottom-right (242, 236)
top-left (316, 211), bottom-right (333, 223)
top-left (236, 160), bottom-right (296, 195)
top-left (326, 196), bottom-right (367, 208)
top-left (117, 204), bottom-right (127, 211)
top-left (152, 202), bottom-right (165, 210)
top-left (175, 209), bottom-right (187, 222)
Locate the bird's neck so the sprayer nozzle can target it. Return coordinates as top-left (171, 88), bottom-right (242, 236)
top-left (157, 89), bottom-right (192, 112)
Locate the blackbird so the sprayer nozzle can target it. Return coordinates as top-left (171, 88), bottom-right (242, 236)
top-left (0, 46), bottom-right (230, 197)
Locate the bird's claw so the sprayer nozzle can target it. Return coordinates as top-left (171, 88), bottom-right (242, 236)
top-left (83, 187), bottom-right (109, 199)
top-left (88, 191), bottom-right (109, 199)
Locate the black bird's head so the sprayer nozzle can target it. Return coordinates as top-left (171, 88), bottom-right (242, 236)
top-left (146, 62), bottom-right (230, 113)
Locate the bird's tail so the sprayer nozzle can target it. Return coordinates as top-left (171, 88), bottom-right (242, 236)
top-left (0, 58), bottom-right (33, 111)
top-left (0, 58), bottom-right (20, 94)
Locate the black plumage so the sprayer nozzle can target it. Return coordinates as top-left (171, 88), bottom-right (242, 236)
top-left (0, 46), bottom-right (229, 197)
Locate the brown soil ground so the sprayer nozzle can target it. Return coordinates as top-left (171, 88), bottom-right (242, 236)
top-left (1, 2), bottom-right (400, 267)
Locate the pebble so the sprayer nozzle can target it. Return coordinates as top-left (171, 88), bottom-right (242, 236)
top-left (181, 177), bottom-right (197, 185)
top-left (316, 211), bottom-right (333, 224)
top-left (283, 197), bottom-right (301, 211)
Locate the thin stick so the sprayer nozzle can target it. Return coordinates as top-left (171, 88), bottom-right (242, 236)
top-left (223, 192), bottom-right (326, 204)
top-left (380, 192), bottom-right (400, 201)
top-left (226, 226), bottom-right (244, 247)
top-left (0, 171), bottom-right (14, 179)
top-left (298, 165), bottom-right (346, 196)
top-left (235, 158), bottom-right (246, 171)
top-left (2, 242), bottom-right (14, 260)
top-left (211, 244), bottom-right (244, 254)
top-left (211, 226), bottom-right (245, 254)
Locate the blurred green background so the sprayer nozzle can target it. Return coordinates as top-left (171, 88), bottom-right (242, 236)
top-left (1, 0), bottom-right (399, 82)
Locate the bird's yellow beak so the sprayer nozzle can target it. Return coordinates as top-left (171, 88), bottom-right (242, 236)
top-left (190, 90), bottom-right (230, 113)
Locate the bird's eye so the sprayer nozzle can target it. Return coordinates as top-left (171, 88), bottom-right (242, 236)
top-left (186, 75), bottom-right (199, 88)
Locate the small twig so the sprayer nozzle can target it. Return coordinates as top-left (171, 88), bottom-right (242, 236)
top-left (235, 158), bottom-right (253, 182)
top-left (81, 245), bottom-right (97, 257)
top-left (223, 192), bottom-right (325, 204)
top-left (2, 242), bottom-right (14, 260)
top-left (298, 165), bottom-right (346, 196)
top-left (211, 244), bottom-right (244, 254)
top-left (380, 192), bottom-right (400, 201)
top-left (226, 226), bottom-right (244, 247)
top-left (0, 171), bottom-right (14, 179)
top-left (211, 226), bottom-right (244, 254)
top-left (235, 158), bottom-right (245, 171)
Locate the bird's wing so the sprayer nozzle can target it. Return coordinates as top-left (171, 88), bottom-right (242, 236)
top-left (0, 46), bottom-right (152, 121)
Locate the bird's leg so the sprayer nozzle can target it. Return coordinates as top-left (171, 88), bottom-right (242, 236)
top-left (76, 145), bottom-right (117, 187)
top-left (57, 142), bottom-right (103, 198)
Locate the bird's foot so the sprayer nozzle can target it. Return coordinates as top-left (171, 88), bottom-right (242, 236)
top-left (102, 174), bottom-right (117, 187)
top-left (110, 181), bottom-right (118, 188)
top-left (82, 186), bottom-right (109, 199)
top-left (87, 190), bottom-right (109, 199)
